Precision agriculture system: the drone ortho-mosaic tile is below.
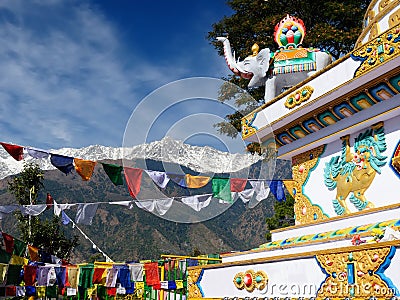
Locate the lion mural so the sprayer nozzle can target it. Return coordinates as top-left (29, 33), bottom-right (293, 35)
top-left (324, 123), bottom-right (387, 215)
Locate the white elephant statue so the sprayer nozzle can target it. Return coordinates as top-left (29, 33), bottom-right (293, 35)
top-left (217, 36), bottom-right (332, 102)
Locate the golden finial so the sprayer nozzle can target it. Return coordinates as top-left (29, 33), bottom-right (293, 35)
top-left (251, 43), bottom-right (259, 56)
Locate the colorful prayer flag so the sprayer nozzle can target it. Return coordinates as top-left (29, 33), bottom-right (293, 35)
top-left (212, 178), bottom-right (232, 203)
top-left (74, 158), bottom-right (97, 181)
top-left (124, 167), bottom-right (143, 198)
top-left (101, 163), bottom-right (123, 185)
top-left (185, 174), bottom-right (210, 188)
top-left (0, 142), bottom-right (23, 161)
top-left (50, 154), bottom-right (74, 175)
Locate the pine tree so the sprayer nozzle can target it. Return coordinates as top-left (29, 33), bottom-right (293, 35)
top-left (8, 162), bottom-right (78, 260)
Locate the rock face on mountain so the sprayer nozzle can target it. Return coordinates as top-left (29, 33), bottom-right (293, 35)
top-left (0, 138), bottom-right (290, 262)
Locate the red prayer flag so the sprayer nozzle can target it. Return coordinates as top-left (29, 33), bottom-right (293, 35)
top-left (28, 245), bottom-right (39, 261)
top-left (124, 167), bottom-right (143, 199)
top-left (2, 232), bottom-right (14, 254)
top-left (0, 142), bottom-right (24, 161)
top-left (107, 287), bottom-right (116, 296)
top-left (92, 268), bottom-right (105, 284)
top-left (230, 178), bottom-right (247, 192)
top-left (46, 193), bottom-right (54, 209)
top-left (144, 262), bottom-right (160, 286)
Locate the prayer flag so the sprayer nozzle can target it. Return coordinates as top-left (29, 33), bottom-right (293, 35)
top-left (185, 174), bottom-right (210, 188)
top-left (6, 264), bottom-right (22, 285)
top-left (79, 265), bottom-right (94, 288)
top-left (144, 170), bottom-right (170, 188)
top-left (181, 195), bottom-right (211, 211)
top-left (75, 203), bottom-right (98, 225)
top-left (62, 211), bottom-right (71, 225)
top-left (13, 239), bottom-right (26, 257)
top-left (2, 232), bottom-right (14, 254)
top-left (46, 193), bottom-right (54, 209)
top-left (50, 154), bottom-right (74, 175)
top-left (230, 178), bottom-right (247, 192)
top-left (5, 286), bottom-right (16, 297)
top-left (92, 268), bottom-right (106, 284)
top-left (101, 163), bottom-right (123, 185)
top-left (124, 167), bottom-right (143, 198)
top-left (166, 173), bottom-right (187, 187)
top-left (74, 158), bottom-right (97, 181)
top-left (135, 198), bottom-right (173, 215)
top-left (0, 142), bottom-right (23, 161)
top-left (26, 147), bottom-right (50, 159)
top-left (28, 245), bottom-right (39, 261)
top-left (212, 178), bottom-right (232, 203)
top-left (269, 180), bottom-right (286, 202)
top-left (24, 265), bottom-right (38, 286)
top-left (144, 262), bottom-right (159, 286)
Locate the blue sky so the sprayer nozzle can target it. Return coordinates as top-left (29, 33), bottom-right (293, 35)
top-left (0, 0), bottom-right (251, 152)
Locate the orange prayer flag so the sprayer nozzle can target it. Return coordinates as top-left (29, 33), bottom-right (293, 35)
top-left (185, 174), bottom-right (210, 188)
top-left (28, 245), bottom-right (39, 261)
top-left (74, 158), bottom-right (97, 181)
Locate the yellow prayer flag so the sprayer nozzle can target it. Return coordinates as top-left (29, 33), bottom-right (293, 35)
top-left (185, 174), bottom-right (210, 188)
top-left (175, 280), bottom-right (183, 289)
top-left (10, 255), bottom-right (28, 266)
top-left (36, 286), bottom-right (46, 298)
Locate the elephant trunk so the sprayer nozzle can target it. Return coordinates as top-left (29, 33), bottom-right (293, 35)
top-left (216, 37), bottom-right (252, 78)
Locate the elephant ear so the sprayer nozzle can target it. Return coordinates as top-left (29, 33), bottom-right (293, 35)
top-left (256, 48), bottom-right (271, 77)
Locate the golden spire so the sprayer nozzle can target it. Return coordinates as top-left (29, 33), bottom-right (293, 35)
top-left (251, 43), bottom-right (259, 56)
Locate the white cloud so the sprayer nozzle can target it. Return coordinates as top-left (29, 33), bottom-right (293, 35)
top-left (0, 0), bottom-right (188, 149)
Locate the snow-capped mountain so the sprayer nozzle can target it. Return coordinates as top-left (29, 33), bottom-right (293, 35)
top-left (0, 137), bottom-right (262, 179)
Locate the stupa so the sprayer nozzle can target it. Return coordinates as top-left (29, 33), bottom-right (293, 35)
top-left (188, 2), bottom-right (400, 299)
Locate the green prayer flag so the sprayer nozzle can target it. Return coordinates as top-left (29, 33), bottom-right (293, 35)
top-left (97, 285), bottom-right (108, 300)
top-left (13, 239), bottom-right (27, 257)
top-left (212, 178), bottom-right (232, 203)
top-left (0, 249), bottom-right (11, 264)
top-left (6, 264), bottom-right (22, 285)
top-left (79, 265), bottom-right (94, 288)
top-left (46, 285), bottom-right (58, 298)
top-left (101, 163), bottom-right (123, 186)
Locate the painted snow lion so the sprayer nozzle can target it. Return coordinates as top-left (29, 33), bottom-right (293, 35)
top-left (324, 123), bottom-right (387, 215)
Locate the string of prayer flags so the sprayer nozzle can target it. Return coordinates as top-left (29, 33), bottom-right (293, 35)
top-left (185, 174), bottom-right (210, 188)
top-left (124, 167), bottom-right (143, 198)
top-left (74, 158), bottom-right (97, 181)
top-left (0, 142), bottom-right (24, 161)
top-left (101, 163), bottom-right (123, 186)
top-left (144, 170), bottom-right (170, 188)
top-left (181, 195), bottom-right (211, 211)
top-left (212, 178), bottom-right (232, 203)
top-left (50, 154), bottom-right (74, 175)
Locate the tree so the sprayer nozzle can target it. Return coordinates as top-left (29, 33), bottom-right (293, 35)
top-left (8, 162), bottom-right (78, 260)
top-left (265, 193), bottom-right (295, 241)
top-left (208, 0), bottom-right (370, 141)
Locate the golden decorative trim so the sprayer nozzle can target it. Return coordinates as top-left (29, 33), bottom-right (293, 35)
top-left (233, 270), bottom-right (268, 292)
top-left (292, 145), bottom-right (328, 224)
top-left (316, 246), bottom-right (394, 298)
top-left (352, 24), bottom-right (400, 77)
top-left (188, 241), bottom-right (400, 270)
top-left (188, 269), bottom-right (203, 299)
top-left (285, 86), bottom-right (314, 109)
top-left (276, 104), bottom-right (400, 159)
top-left (355, 1), bottom-right (400, 47)
top-left (241, 113), bottom-right (257, 140)
top-left (389, 7), bottom-right (400, 27)
top-left (270, 202), bottom-right (400, 234)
